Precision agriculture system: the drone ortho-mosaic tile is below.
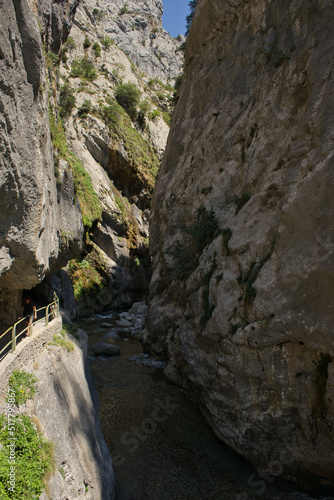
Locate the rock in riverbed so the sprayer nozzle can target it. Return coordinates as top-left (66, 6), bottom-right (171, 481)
top-left (92, 342), bottom-right (120, 356)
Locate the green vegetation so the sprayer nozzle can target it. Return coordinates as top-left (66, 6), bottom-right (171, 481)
top-left (65, 36), bottom-right (76, 50)
top-left (171, 73), bottom-right (183, 106)
top-left (101, 36), bottom-right (113, 50)
top-left (0, 414), bottom-right (55, 499)
top-left (92, 42), bottom-right (101, 58)
top-left (70, 56), bottom-right (98, 82)
top-left (68, 257), bottom-right (106, 301)
top-left (114, 195), bottom-right (129, 223)
top-left (92, 8), bottom-right (105, 21)
top-left (170, 207), bottom-right (219, 280)
top-left (46, 51), bottom-right (59, 70)
top-left (186, 0), bottom-right (198, 36)
top-left (6, 370), bottom-right (37, 406)
top-left (78, 99), bottom-right (92, 118)
top-left (59, 83), bottom-right (76, 119)
top-left (99, 100), bottom-right (159, 180)
top-left (139, 100), bottom-right (151, 115)
top-left (148, 109), bottom-right (160, 121)
top-left (49, 328), bottom-right (75, 352)
top-left (115, 82), bottom-right (141, 120)
top-left (162, 111), bottom-right (171, 126)
top-left (61, 37), bottom-right (76, 62)
top-left (119, 5), bottom-right (128, 15)
top-left (49, 112), bottom-right (102, 227)
top-left (83, 36), bottom-right (91, 49)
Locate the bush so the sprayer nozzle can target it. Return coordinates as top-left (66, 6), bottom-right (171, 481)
top-left (0, 414), bottom-right (55, 499)
top-left (6, 370), bottom-right (37, 406)
top-left (68, 258), bottom-right (105, 300)
top-left (101, 36), bottom-right (113, 50)
top-left (115, 82), bottom-right (141, 120)
top-left (162, 111), bottom-right (171, 126)
top-left (59, 83), bottom-right (76, 119)
top-left (83, 36), bottom-right (91, 49)
top-left (171, 73), bottom-right (183, 106)
top-left (92, 8), bottom-right (104, 20)
top-left (148, 109), bottom-right (160, 121)
top-left (139, 100), bottom-right (151, 115)
top-left (64, 37), bottom-right (76, 50)
top-left (186, 0), bottom-right (198, 36)
top-left (78, 99), bottom-right (92, 118)
top-left (92, 42), bottom-right (101, 58)
top-left (70, 56), bottom-right (97, 82)
top-left (119, 5), bottom-right (128, 15)
top-left (46, 51), bottom-right (59, 70)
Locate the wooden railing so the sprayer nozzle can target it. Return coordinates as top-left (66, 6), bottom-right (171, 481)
top-left (0, 295), bottom-right (59, 358)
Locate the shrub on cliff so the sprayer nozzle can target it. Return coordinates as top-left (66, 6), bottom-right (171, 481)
top-left (185, 0), bottom-right (198, 36)
top-left (0, 414), bottom-right (55, 499)
top-left (6, 370), bottom-right (37, 406)
top-left (115, 82), bottom-right (141, 120)
top-left (83, 36), bottom-right (91, 49)
top-left (78, 99), bottom-right (92, 118)
top-left (68, 257), bottom-right (105, 301)
top-left (59, 83), bottom-right (76, 119)
top-left (70, 56), bottom-right (97, 82)
top-left (92, 42), bottom-right (101, 58)
top-left (101, 36), bottom-right (113, 50)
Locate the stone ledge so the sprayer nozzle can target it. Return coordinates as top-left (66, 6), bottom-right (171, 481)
top-left (0, 316), bottom-right (62, 402)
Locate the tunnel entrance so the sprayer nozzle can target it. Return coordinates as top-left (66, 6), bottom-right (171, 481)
top-left (0, 279), bottom-right (58, 361)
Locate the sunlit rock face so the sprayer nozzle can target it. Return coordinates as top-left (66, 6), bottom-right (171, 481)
top-left (82, 0), bottom-right (184, 82)
top-left (143, 0), bottom-right (334, 487)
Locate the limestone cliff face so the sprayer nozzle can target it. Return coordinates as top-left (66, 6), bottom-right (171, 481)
top-left (57, 1), bottom-right (179, 312)
top-left (0, 0), bottom-right (83, 302)
top-left (82, 0), bottom-right (184, 82)
top-left (38, 0), bottom-right (78, 52)
top-left (143, 0), bottom-right (334, 487)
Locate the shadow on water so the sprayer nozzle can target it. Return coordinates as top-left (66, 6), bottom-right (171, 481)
top-left (81, 311), bottom-right (334, 500)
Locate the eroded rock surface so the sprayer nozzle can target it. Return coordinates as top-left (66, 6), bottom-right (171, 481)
top-left (82, 0), bottom-right (184, 82)
top-left (143, 0), bottom-right (334, 487)
top-left (0, 0), bottom-right (83, 296)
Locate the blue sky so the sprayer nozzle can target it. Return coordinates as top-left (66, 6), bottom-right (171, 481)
top-left (162, 0), bottom-right (190, 37)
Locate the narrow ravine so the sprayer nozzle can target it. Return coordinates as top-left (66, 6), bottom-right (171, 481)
top-left (78, 308), bottom-right (331, 500)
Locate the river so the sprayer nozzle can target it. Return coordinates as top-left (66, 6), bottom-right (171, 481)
top-left (80, 309), bottom-right (333, 500)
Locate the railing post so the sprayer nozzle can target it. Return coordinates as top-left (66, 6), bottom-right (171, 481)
top-left (45, 305), bottom-right (49, 326)
top-left (29, 316), bottom-right (33, 337)
top-left (12, 325), bottom-right (16, 353)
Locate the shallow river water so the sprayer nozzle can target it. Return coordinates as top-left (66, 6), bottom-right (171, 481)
top-left (80, 310), bottom-right (333, 500)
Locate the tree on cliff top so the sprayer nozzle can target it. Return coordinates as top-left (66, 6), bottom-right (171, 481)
top-left (186, 0), bottom-right (198, 36)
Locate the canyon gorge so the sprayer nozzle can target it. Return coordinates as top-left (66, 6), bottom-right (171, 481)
top-left (0, 0), bottom-right (334, 498)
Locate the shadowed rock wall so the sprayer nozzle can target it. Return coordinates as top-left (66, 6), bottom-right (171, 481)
top-left (0, 0), bottom-right (83, 319)
top-left (143, 0), bottom-right (334, 487)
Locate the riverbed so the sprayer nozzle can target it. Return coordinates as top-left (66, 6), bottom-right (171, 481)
top-left (80, 309), bottom-right (333, 500)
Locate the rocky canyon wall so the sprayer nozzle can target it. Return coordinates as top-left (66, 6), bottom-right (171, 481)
top-left (0, 0), bottom-right (83, 325)
top-left (143, 0), bottom-right (334, 488)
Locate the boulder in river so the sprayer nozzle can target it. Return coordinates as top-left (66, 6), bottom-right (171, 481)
top-left (92, 342), bottom-right (120, 356)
